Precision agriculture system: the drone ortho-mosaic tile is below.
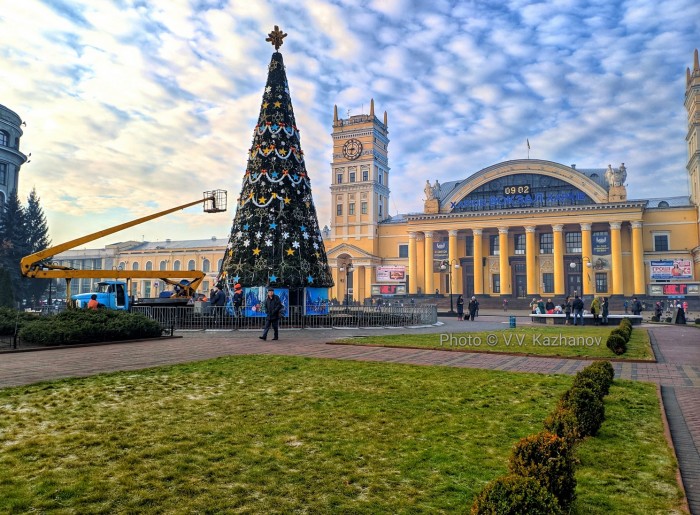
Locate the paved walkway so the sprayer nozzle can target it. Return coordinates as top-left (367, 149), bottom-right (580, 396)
top-left (0, 316), bottom-right (698, 512)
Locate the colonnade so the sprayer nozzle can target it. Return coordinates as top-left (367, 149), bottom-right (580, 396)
top-left (407, 221), bottom-right (646, 297)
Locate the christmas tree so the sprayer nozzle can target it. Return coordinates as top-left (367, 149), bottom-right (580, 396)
top-left (219, 26), bottom-right (333, 292)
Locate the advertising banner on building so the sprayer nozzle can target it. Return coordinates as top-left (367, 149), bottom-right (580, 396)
top-left (376, 266), bottom-right (406, 282)
top-left (433, 241), bottom-right (449, 272)
top-left (592, 232), bottom-right (610, 255)
top-left (650, 259), bottom-right (693, 280)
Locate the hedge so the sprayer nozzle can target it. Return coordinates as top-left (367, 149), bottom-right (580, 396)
top-left (558, 386), bottom-right (605, 437)
top-left (471, 475), bottom-right (563, 515)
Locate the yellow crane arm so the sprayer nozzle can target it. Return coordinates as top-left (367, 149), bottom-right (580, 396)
top-left (21, 192), bottom-right (224, 278)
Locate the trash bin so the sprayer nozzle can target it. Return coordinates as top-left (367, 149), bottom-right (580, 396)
top-left (509, 315), bottom-right (516, 328)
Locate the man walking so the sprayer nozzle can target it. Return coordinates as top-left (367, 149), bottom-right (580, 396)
top-left (260, 287), bottom-right (283, 341)
top-left (572, 295), bottom-right (584, 326)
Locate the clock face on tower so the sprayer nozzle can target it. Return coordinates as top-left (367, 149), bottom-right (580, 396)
top-left (343, 138), bottom-right (363, 160)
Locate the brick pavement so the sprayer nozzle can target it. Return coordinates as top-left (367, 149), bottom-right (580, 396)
top-left (0, 317), bottom-right (698, 512)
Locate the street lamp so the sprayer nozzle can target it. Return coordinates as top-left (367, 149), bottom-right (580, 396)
top-left (339, 262), bottom-right (354, 308)
top-left (440, 259), bottom-right (461, 315)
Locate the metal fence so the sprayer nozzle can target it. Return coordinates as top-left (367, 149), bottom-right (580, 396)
top-left (131, 304), bottom-right (438, 331)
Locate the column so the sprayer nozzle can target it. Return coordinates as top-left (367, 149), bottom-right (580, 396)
top-left (408, 232), bottom-right (418, 294)
top-left (364, 265), bottom-right (374, 301)
top-left (448, 230), bottom-right (459, 294)
top-left (331, 266), bottom-right (339, 300)
top-left (553, 224), bottom-right (565, 295)
top-left (473, 229), bottom-right (484, 295)
top-left (525, 226), bottom-right (537, 295)
top-left (498, 227), bottom-right (511, 295)
top-left (424, 231), bottom-right (434, 295)
top-left (356, 266), bottom-right (365, 302)
top-left (580, 223), bottom-right (593, 296)
top-left (610, 222), bottom-right (623, 295)
top-left (631, 221), bottom-right (645, 295)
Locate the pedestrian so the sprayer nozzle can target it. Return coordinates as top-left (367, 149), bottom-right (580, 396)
top-left (259, 287), bottom-right (283, 341)
top-left (631, 297), bottom-right (642, 316)
top-left (590, 296), bottom-right (600, 326)
top-left (232, 283), bottom-right (243, 317)
top-left (468, 296), bottom-right (478, 321)
top-left (456, 295), bottom-right (464, 320)
top-left (654, 301), bottom-right (662, 320)
top-left (675, 302), bottom-right (687, 324)
top-left (624, 299), bottom-right (629, 314)
top-left (503, 298), bottom-right (508, 311)
top-left (87, 294), bottom-right (99, 310)
top-left (545, 298), bottom-right (555, 314)
top-left (683, 300), bottom-right (689, 314)
top-left (572, 295), bottom-right (584, 325)
top-left (601, 297), bottom-right (609, 325)
top-left (529, 297), bottom-right (538, 314)
top-left (563, 296), bottom-right (572, 325)
top-left (537, 298), bottom-right (546, 315)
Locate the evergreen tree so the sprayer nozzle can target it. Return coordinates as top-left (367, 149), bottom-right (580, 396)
top-left (0, 190), bottom-right (28, 304)
top-left (219, 27), bottom-right (333, 292)
top-left (24, 188), bottom-right (52, 305)
top-left (0, 267), bottom-right (16, 308)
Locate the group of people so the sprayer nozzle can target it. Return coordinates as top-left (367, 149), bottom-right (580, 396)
top-left (530, 295), bottom-right (611, 326)
top-left (654, 299), bottom-right (689, 324)
top-left (456, 295), bottom-right (479, 321)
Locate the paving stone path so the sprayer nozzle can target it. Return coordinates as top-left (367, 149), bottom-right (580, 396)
top-left (0, 315), bottom-right (698, 512)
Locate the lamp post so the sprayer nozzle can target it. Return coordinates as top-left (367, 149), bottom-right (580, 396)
top-left (339, 261), bottom-right (354, 309)
top-left (440, 259), bottom-right (460, 315)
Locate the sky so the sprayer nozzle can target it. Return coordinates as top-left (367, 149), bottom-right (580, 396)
top-left (2, 0), bottom-right (699, 248)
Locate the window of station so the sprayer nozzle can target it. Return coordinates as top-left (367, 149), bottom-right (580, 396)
top-left (378, 172), bottom-right (383, 185)
top-left (145, 261), bottom-right (153, 271)
top-left (465, 235), bottom-right (473, 256)
top-left (489, 235), bottom-right (500, 256)
top-left (0, 162), bottom-right (7, 185)
top-left (202, 259), bottom-right (210, 272)
top-left (173, 260), bottom-right (181, 271)
top-left (187, 259), bottom-right (195, 270)
top-left (398, 244), bottom-right (408, 258)
top-left (336, 204), bottom-right (343, 216)
top-left (0, 130), bottom-right (8, 146)
top-left (349, 171), bottom-right (356, 183)
top-left (336, 173), bottom-right (343, 184)
top-left (540, 233), bottom-right (553, 254)
top-left (361, 201), bottom-right (367, 214)
top-left (492, 274), bottom-right (500, 293)
top-left (349, 203), bottom-right (355, 215)
top-left (542, 273), bottom-right (554, 293)
top-left (565, 232), bottom-right (582, 254)
top-left (514, 234), bottom-right (526, 255)
top-left (653, 233), bottom-right (669, 252)
top-left (132, 262), bottom-right (139, 270)
top-left (595, 273), bottom-right (608, 293)
top-left (159, 260), bottom-right (167, 271)
top-left (362, 170), bottom-right (369, 181)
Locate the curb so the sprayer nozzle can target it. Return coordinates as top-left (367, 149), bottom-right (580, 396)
top-left (0, 336), bottom-right (181, 354)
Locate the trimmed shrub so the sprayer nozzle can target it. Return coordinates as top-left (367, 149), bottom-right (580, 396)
top-left (585, 360), bottom-right (615, 383)
top-left (0, 308), bottom-right (42, 336)
top-left (508, 431), bottom-right (577, 510)
top-left (559, 386), bottom-right (605, 437)
top-left (471, 475), bottom-right (563, 515)
top-left (606, 333), bottom-right (627, 355)
top-left (544, 406), bottom-right (582, 443)
top-left (18, 309), bottom-right (163, 345)
top-left (610, 328), bottom-right (629, 343)
top-left (574, 361), bottom-right (614, 398)
top-left (572, 375), bottom-right (606, 401)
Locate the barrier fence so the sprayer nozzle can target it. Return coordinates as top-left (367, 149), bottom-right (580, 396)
top-left (131, 304), bottom-right (438, 331)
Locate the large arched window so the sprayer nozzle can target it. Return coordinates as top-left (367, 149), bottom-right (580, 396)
top-left (118, 261), bottom-right (126, 270)
top-left (0, 130), bottom-right (8, 146)
top-left (187, 259), bottom-right (196, 270)
top-left (202, 259), bottom-right (210, 272)
top-left (132, 262), bottom-right (139, 270)
top-left (173, 260), bottom-right (181, 271)
top-left (217, 259), bottom-right (222, 270)
top-left (145, 261), bottom-right (153, 271)
top-left (159, 260), bottom-right (168, 271)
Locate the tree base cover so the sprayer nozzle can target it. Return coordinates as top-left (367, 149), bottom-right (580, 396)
top-left (16, 310), bottom-right (163, 345)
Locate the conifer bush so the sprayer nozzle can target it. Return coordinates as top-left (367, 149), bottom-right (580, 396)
top-left (559, 386), bottom-right (605, 437)
top-left (471, 475), bottom-right (563, 515)
top-left (508, 431), bottom-right (577, 510)
top-left (543, 406), bottom-right (582, 443)
top-left (606, 333), bottom-right (627, 355)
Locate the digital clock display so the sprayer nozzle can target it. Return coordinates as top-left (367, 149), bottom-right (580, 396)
top-left (662, 284), bottom-right (688, 295)
top-left (503, 185), bottom-right (531, 195)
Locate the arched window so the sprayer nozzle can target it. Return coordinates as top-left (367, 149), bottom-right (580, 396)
top-left (173, 260), bottom-right (181, 271)
top-left (159, 260), bottom-right (168, 271)
top-left (188, 259), bottom-right (195, 270)
top-left (202, 259), bottom-right (210, 272)
top-left (217, 259), bottom-right (222, 271)
top-left (589, 173), bottom-right (599, 179)
top-left (145, 261), bottom-right (153, 271)
top-left (132, 262), bottom-right (139, 270)
top-left (118, 261), bottom-right (126, 270)
top-left (0, 130), bottom-right (8, 146)
top-left (657, 201), bottom-right (670, 208)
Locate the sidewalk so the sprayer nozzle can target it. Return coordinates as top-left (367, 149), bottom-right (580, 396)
top-left (0, 319), bottom-right (697, 512)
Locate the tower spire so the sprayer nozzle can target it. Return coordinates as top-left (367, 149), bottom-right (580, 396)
top-left (333, 104), bottom-right (338, 123)
top-left (369, 98), bottom-right (375, 117)
top-left (694, 48), bottom-right (699, 72)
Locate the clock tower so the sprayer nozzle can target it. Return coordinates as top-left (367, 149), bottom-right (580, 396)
top-left (687, 49), bottom-right (700, 214)
top-left (329, 98), bottom-right (390, 255)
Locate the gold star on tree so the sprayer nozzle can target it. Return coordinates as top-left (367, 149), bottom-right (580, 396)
top-left (259, 196), bottom-right (267, 203)
top-left (284, 196), bottom-right (291, 204)
top-left (252, 247), bottom-right (261, 256)
top-left (266, 25), bottom-right (287, 51)
top-left (286, 248), bottom-right (295, 256)
top-left (273, 101), bottom-right (282, 108)
top-left (262, 102), bottom-right (269, 108)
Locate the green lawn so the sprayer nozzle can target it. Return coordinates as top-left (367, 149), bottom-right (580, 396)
top-left (0, 356), bottom-right (681, 513)
top-left (337, 326), bottom-right (653, 359)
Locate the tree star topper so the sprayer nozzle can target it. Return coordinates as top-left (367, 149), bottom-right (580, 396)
top-left (266, 25), bottom-right (287, 51)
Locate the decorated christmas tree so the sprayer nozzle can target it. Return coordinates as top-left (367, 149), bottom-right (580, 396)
top-left (219, 26), bottom-right (333, 293)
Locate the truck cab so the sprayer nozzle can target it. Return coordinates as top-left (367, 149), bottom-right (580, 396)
top-left (73, 280), bottom-right (129, 310)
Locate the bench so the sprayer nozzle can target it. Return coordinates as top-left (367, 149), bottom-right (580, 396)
top-left (529, 314), bottom-right (644, 325)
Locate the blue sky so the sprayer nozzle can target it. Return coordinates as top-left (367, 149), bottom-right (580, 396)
top-left (2, 0), bottom-right (699, 247)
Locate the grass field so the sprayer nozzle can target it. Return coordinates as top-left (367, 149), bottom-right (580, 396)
top-left (0, 355), bottom-right (681, 513)
top-left (337, 325), bottom-right (653, 359)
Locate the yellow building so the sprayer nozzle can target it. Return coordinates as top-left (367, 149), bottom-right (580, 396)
top-left (327, 50), bottom-right (700, 304)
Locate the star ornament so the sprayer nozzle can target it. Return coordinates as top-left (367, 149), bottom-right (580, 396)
top-left (286, 248), bottom-right (295, 256)
top-left (253, 247), bottom-right (261, 256)
top-left (266, 25), bottom-right (287, 51)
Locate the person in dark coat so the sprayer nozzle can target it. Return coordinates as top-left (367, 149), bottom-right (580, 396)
top-left (211, 286), bottom-right (226, 306)
top-left (563, 296), bottom-right (572, 325)
top-left (468, 296), bottom-right (478, 321)
top-left (601, 297), bottom-right (609, 325)
top-left (260, 287), bottom-right (283, 340)
top-left (232, 283), bottom-right (244, 317)
top-left (456, 295), bottom-right (464, 320)
top-left (572, 295), bottom-right (584, 326)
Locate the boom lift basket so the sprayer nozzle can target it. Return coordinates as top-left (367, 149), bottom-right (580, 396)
top-left (203, 190), bottom-right (227, 213)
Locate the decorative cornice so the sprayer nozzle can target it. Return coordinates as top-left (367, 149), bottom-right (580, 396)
top-left (631, 221), bottom-right (643, 229)
top-left (580, 223), bottom-right (592, 231)
top-left (424, 231), bottom-right (434, 238)
top-left (498, 227), bottom-right (509, 234)
top-left (525, 226), bottom-right (537, 233)
top-left (449, 230), bottom-right (459, 237)
top-left (472, 228), bottom-right (483, 235)
top-left (552, 224), bottom-right (564, 232)
top-left (609, 222), bottom-right (622, 230)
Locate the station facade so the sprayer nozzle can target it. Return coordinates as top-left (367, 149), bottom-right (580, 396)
top-left (326, 51), bottom-right (700, 303)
